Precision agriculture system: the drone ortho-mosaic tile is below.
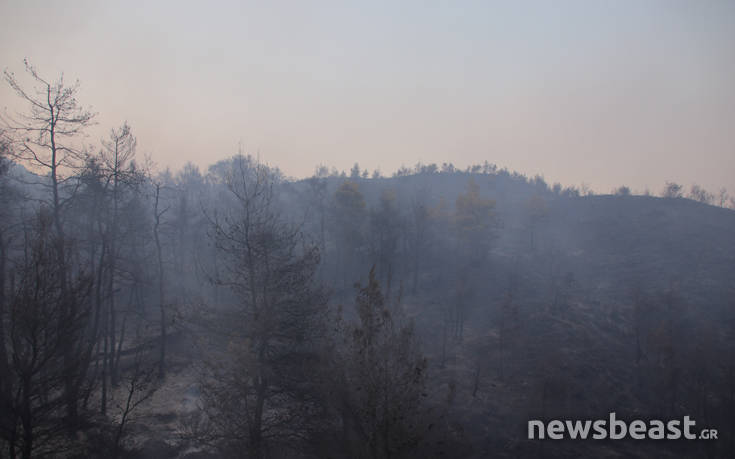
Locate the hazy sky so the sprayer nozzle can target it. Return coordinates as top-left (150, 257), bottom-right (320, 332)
top-left (1, 0), bottom-right (734, 193)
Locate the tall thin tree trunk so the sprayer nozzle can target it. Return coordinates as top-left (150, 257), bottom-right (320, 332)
top-left (108, 140), bottom-right (120, 386)
top-left (114, 312), bottom-right (127, 379)
top-left (50, 105), bottom-right (80, 425)
top-left (251, 346), bottom-right (267, 459)
top-left (154, 184), bottom-right (167, 378)
top-left (21, 375), bottom-right (33, 459)
top-left (411, 250), bottom-right (419, 295)
top-left (109, 280), bottom-right (117, 386)
top-left (0, 233), bottom-right (9, 391)
top-left (9, 426), bottom-right (17, 459)
top-left (102, 300), bottom-right (109, 415)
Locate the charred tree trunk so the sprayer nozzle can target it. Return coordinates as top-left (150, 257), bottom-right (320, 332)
top-left (154, 184), bottom-right (167, 378)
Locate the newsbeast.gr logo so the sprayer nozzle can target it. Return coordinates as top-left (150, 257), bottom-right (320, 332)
top-left (528, 413), bottom-right (718, 440)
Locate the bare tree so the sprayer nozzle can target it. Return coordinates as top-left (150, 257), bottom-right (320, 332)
top-left (2, 60), bottom-right (95, 251)
top-left (97, 123), bottom-right (139, 390)
top-left (198, 155), bottom-right (329, 457)
top-left (111, 344), bottom-right (158, 457)
top-left (0, 211), bottom-right (92, 458)
top-left (689, 184), bottom-right (714, 204)
top-left (2, 60), bottom-right (96, 423)
top-left (77, 124), bottom-right (143, 414)
top-left (0, 131), bottom-right (17, 458)
top-left (152, 182), bottom-right (169, 378)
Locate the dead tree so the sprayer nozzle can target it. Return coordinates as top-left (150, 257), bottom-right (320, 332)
top-left (97, 123), bottom-right (139, 391)
top-left (0, 211), bottom-right (92, 458)
top-left (152, 182), bottom-right (169, 378)
top-left (111, 343), bottom-right (158, 457)
top-left (199, 155), bottom-right (329, 457)
top-left (2, 60), bottom-right (96, 423)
